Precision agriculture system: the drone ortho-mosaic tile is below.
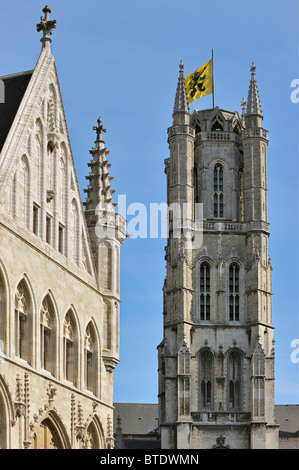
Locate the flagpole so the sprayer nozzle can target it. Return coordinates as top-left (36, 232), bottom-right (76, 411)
top-left (212, 48), bottom-right (215, 108)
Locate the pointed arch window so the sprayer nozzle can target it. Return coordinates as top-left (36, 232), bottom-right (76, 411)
top-left (228, 350), bottom-right (242, 410)
top-left (213, 163), bottom-right (223, 218)
top-left (211, 116), bottom-right (224, 132)
top-left (63, 311), bottom-right (78, 385)
top-left (40, 296), bottom-right (56, 375)
top-left (84, 323), bottom-right (98, 395)
top-left (85, 327), bottom-right (93, 392)
top-left (229, 263), bottom-right (240, 322)
top-left (15, 281), bottom-right (31, 362)
top-left (199, 350), bottom-right (213, 410)
top-left (200, 262), bottom-right (210, 321)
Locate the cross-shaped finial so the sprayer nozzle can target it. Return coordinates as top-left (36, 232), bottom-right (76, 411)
top-left (36, 5), bottom-right (57, 47)
top-left (93, 117), bottom-right (107, 141)
top-left (250, 62), bottom-right (256, 74)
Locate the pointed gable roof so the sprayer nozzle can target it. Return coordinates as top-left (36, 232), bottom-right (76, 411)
top-left (0, 70), bottom-right (33, 152)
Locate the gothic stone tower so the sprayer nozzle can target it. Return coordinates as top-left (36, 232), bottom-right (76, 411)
top-left (157, 62), bottom-right (279, 449)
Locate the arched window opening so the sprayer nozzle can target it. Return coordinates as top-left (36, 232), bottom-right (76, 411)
top-left (228, 351), bottom-right (241, 410)
top-left (84, 323), bottom-right (98, 395)
top-left (229, 263), bottom-right (240, 322)
top-left (15, 281), bottom-right (31, 363)
top-left (40, 296), bottom-right (56, 375)
top-left (211, 117), bottom-right (224, 132)
top-left (213, 163), bottom-right (224, 218)
top-left (200, 262), bottom-right (210, 321)
top-left (199, 350), bottom-right (213, 410)
top-left (47, 142), bottom-right (55, 197)
top-left (31, 418), bottom-right (63, 449)
top-left (63, 311), bottom-right (77, 385)
top-left (84, 422), bottom-right (100, 449)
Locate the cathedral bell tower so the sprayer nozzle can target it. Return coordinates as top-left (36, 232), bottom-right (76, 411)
top-left (157, 62), bottom-right (279, 449)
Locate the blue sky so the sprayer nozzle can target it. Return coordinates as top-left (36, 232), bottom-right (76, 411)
top-left (1, 0), bottom-right (298, 404)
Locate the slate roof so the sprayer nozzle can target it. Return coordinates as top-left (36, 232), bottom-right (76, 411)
top-left (0, 70), bottom-right (33, 152)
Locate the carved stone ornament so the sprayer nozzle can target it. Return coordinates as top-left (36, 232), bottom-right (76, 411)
top-left (36, 6), bottom-right (57, 38)
top-left (212, 434), bottom-right (230, 449)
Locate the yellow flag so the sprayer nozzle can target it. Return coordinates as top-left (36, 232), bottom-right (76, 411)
top-left (185, 59), bottom-right (213, 103)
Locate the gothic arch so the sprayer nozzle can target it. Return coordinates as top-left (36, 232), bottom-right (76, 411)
top-left (195, 258), bottom-right (214, 323)
top-left (30, 409), bottom-right (71, 449)
top-left (14, 275), bottom-right (36, 364)
top-left (0, 374), bottom-right (15, 448)
top-left (197, 347), bottom-right (215, 410)
top-left (39, 291), bottom-right (59, 376)
top-left (191, 114), bottom-right (206, 133)
top-left (227, 259), bottom-right (244, 323)
top-left (0, 260), bottom-right (9, 356)
top-left (226, 348), bottom-right (244, 411)
top-left (231, 114), bottom-right (243, 134)
top-left (209, 159), bottom-right (227, 219)
top-left (84, 414), bottom-right (106, 449)
top-left (84, 318), bottom-right (101, 396)
top-left (62, 306), bottom-right (81, 386)
top-left (208, 109), bottom-right (226, 132)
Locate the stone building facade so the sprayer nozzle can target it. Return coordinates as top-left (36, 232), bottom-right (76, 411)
top-left (157, 62), bottom-right (279, 448)
top-left (0, 6), bottom-right (126, 449)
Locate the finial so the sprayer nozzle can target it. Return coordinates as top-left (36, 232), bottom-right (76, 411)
top-left (179, 60), bottom-right (184, 71)
top-left (36, 5), bottom-right (57, 49)
top-left (250, 62), bottom-right (256, 74)
top-left (93, 117), bottom-right (107, 142)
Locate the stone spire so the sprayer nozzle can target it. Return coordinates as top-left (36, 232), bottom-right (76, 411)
top-left (83, 117), bottom-right (116, 211)
top-left (36, 5), bottom-right (57, 50)
top-left (173, 60), bottom-right (190, 114)
top-left (246, 62), bottom-right (262, 116)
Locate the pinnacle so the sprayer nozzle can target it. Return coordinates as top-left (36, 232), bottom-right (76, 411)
top-left (246, 62), bottom-right (262, 116)
top-left (173, 60), bottom-right (190, 114)
top-left (36, 4), bottom-right (57, 50)
top-left (84, 118), bottom-right (115, 211)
